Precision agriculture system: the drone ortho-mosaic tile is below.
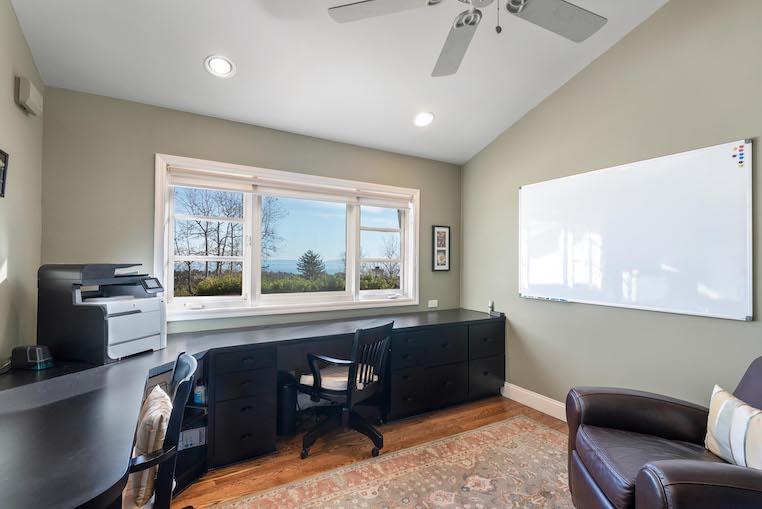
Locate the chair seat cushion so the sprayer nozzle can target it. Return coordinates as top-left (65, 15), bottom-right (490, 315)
top-left (576, 424), bottom-right (725, 509)
top-left (300, 364), bottom-right (377, 391)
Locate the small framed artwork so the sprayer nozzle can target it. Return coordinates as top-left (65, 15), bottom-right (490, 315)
top-left (432, 225), bottom-right (450, 271)
top-left (0, 149), bottom-right (7, 198)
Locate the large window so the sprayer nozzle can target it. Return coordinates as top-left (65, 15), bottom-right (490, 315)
top-left (155, 155), bottom-right (419, 320)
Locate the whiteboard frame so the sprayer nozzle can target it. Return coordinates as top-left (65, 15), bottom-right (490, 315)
top-left (518, 139), bottom-right (754, 321)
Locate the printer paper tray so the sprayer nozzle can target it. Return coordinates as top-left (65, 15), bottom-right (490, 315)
top-left (107, 310), bottom-right (162, 346)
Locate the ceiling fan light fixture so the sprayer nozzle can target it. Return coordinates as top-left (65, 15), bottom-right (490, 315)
top-left (204, 55), bottom-right (236, 78)
top-left (414, 112), bottom-right (435, 127)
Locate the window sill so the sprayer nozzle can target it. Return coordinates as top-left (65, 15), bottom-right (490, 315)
top-left (166, 297), bottom-right (419, 322)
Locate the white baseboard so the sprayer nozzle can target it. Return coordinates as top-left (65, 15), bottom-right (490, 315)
top-left (501, 383), bottom-right (567, 422)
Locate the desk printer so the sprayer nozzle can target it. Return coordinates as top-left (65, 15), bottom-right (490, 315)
top-left (38, 264), bottom-right (166, 365)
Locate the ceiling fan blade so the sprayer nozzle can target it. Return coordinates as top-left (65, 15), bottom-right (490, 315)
top-left (505, 0), bottom-right (607, 42)
top-left (432, 9), bottom-right (482, 77)
top-left (328, 0), bottom-right (430, 23)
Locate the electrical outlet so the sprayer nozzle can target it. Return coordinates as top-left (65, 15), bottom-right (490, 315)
top-left (428, 299), bottom-right (439, 308)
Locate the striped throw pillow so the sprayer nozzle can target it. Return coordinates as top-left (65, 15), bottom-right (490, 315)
top-left (705, 385), bottom-right (762, 469)
top-left (130, 385), bottom-right (173, 506)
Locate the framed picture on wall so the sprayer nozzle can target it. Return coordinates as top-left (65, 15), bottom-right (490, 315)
top-left (432, 225), bottom-right (450, 271)
top-left (0, 149), bottom-right (8, 198)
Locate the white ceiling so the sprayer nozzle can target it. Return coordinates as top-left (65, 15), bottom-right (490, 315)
top-left (12, 0), bottom-right (667, 164)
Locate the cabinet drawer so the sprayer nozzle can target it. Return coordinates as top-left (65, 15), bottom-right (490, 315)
top-left (427, 326), bottom-right (467, 367)
top-left (214, 347), bottom-right (275, 374)
top-left (469, 355), bottom-right (505, 400)
top-left (391, 326), bottom-right (468, 370)
top-left (391, 333), bottom-right (428, 369)
top-left (212, 400), bottom-right (275, 467)
top-left (469, 322), bottom-right (505, 360)
top-left (425, 362), bottom-right (468, 409)
top-left (212, 417), bottom-right (275, 467)
top-left (389, 367), bottom-right (427, 419)
top-left (214, 369), bottom-right (274, 402)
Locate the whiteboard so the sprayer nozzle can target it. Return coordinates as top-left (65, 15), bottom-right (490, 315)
top-left (519, 140), bottom-right (753, 321)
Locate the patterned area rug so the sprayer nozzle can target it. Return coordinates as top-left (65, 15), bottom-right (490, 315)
top-left (213, 416), bottom-right (573, 509)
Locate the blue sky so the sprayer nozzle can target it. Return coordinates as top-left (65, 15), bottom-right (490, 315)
top-left (173, 187), bottom-right (400, 262)
top-left (270, 199), bottom-right (399, 261)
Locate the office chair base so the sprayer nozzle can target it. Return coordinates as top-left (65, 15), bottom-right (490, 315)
top-left (300, 409), bottom-right (384, 459)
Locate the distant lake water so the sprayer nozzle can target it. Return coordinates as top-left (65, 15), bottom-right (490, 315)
top-left (264, 259), bottom-right (345, 275)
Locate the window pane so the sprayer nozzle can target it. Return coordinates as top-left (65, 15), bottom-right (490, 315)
top-left (174, 220), bottom-right (243, 257)
top-left (360, 230), bottom-right (401, 259)
top-left (360, 262), bottom-right (401, 290)
top-left (261, 196), bottom-right (347, 294)
top-left (360, 206), bottom-right (401, 229)
top-left (174, 186), bottom-right (243, 218)
top-left (173, 261), bottom-right (243, 297)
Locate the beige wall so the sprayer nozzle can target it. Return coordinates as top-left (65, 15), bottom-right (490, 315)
top-left (461, 0), bottom-right (762, 405)
top-left (42, 88), bottom-right (461, 333)
top-left (0, 0), bottom-right (43, 360)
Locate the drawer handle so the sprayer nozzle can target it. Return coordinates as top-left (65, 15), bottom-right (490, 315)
top-left (240, 379), bottom-right (252, 386)
top-left (240, 434), bottom-right (253, 441)
top-left (482, 371), bottom-right (491, 376)
top-left (405, 396), bottom-right (413, 402)
top-left (482, 337), bottom-right (494, 343)
top-left (242, 357), bottom-right (255, 365)
top-left (240, 406), bottom-right (254, 413)
top-left (443, 380), bottom-right (454, 387)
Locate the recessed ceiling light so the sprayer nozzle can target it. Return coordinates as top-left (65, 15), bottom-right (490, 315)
top-left (414, 112), bottom-right (435, 127)
top-left (204, 55), bottom-right (236, 78)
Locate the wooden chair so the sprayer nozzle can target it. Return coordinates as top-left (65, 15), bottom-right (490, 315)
top-left (121, 352), bottom-right (197, 509)
top-left (298, 322), bottom-right (393, 459)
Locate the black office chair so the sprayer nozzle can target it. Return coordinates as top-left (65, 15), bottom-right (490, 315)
top-left (123, 352), bottom-right (197, 509)
top-left (298, 322), bottom-right (393, 459)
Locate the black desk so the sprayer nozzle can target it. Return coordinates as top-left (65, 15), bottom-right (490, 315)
top-left (0, 309), bottom-right (504, 509)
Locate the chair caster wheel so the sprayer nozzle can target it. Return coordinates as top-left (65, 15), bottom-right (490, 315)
top-left (371, 447), bottom-right (380, 457)
top-left (301, 448), bottom-right (310, 459)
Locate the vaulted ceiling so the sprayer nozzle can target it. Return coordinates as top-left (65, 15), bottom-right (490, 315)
top-left (12, 0), bottom-right (667, 164)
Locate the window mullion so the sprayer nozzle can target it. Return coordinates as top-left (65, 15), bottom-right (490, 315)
top-left (167, 190), bottom-right (176, 302)
top-left (348, 204), bottom-right (360, 301)
top-left (252, 194), bottom-right (263, 305)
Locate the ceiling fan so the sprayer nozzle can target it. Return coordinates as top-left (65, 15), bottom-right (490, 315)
top-left (328, 0), bottom-right (608, 77)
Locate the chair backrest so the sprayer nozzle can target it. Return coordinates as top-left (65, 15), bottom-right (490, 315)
top-left (734, 356), bottom-right (762, 409)
top-left (348, 322), bottom-right (393, 403)
top-left (154, 352), bottom-right (197, 508)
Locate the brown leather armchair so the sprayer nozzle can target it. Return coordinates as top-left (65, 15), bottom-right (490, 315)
top-left (566, 357), bottom-right (762, 509)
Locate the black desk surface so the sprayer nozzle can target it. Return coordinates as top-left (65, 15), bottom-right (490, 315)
top-left (0, 308), bottom-right (500, 509)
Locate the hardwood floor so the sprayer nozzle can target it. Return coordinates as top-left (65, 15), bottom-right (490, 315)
top-left (172, 397), bottom-right (568, 509)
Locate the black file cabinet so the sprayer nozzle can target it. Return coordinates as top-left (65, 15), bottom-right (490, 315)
top-left (388, 319), bottom-right (505, 421)
top-left (208, 345), bottom-right (277, 468)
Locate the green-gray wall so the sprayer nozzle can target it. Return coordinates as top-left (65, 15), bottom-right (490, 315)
top-left (461, 0), bottom-right (762, 405)
top-left (0, 0), bottom-right (43, 360)
top-left (42, 88), bottom-right (461, 333)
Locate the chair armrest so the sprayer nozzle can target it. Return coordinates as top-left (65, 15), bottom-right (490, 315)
top-left (128, 445), bottom-right (177, 473)
top-left (636, 460), bottom-right (762, 509)
top-left (307, 354), bottom-right (353, 366)
top-left (305, 354), bottom-right (354, 401)
top-left (567, 387), bottom-right (709, 458)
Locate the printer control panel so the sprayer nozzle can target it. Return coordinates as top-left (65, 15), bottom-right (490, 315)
top-left (140, 277), bottom-right (164, 294)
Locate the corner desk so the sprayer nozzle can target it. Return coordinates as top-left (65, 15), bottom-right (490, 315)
top-left (0, 308), bottom-right (505, 509)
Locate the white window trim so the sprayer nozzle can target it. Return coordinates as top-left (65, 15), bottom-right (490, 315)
top-left (154, 154), bottom-right (420, 322)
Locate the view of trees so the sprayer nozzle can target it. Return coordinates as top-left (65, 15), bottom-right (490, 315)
top-left (173, 187), bottom-right (401, 297)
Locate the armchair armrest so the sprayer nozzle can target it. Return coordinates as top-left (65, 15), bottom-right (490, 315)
top-left (128, 445), bottom-right (177, 473)
top-left (567, 387), bottom-right (709, 458)
top-left (636, 460), bottom-right (762, 509)
top-left (305, 353), bottom-right (354, 401)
